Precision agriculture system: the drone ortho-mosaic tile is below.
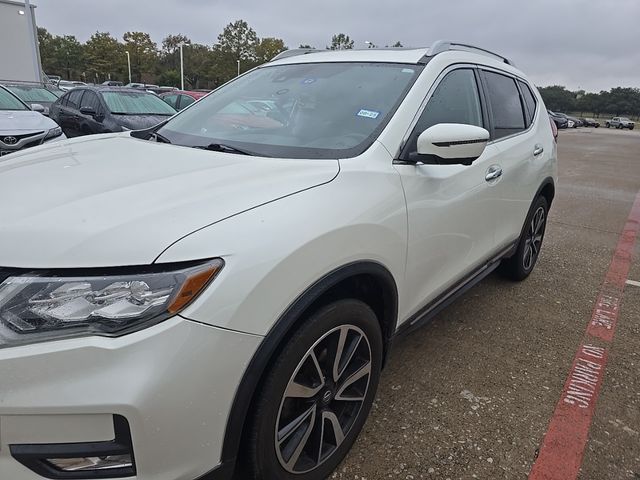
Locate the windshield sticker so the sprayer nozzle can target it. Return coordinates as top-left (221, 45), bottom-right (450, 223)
top-left (357, 109), bottom-right (381, 119)
top-left (402, 68), bottom-right (415, 74)
top-left (301, 78), bottom-right (316, 85)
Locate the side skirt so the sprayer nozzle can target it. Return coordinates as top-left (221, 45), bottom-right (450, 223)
top-left (393, 241), bottom-right (517, 339)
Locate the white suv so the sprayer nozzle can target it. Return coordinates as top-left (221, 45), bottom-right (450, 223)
top-left (0, 41), bottom-right (556, 480)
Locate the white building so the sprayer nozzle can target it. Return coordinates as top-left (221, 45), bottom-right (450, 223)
top-left (0, 0), bottom-right (43, 82)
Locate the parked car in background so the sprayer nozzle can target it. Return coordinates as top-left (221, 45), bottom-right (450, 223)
top-left (3, 81), bottom-right (63, 116)
top-left (606, 117), bottom-right (635, 130)
top-left (0, 42), bottom-right (557, 480)
top-left (580, 118), bottom-right (600, 127)
top-left (159, 89), bottom-right (208, 110)
top-left (548, 110), bottom-right (569, 129)
top-left (0, 85), bottom-right (65, 156)
top-left (49, 86), bottom-right (176, 137)
top-left (102, 80), bottom-right (123, 87)
top-left (57, 80), bottom-right (87, 91)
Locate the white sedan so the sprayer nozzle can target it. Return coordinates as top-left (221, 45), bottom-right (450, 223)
top-left (0, 85), bottom-right (65, 157)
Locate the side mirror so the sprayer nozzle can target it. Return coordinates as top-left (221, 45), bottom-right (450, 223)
top-left (31, 103), bottom-right (45, 113)
top-left (415, 123), bottom-right (490, 166)
top-left (80, 106), bottom-right (97, 116)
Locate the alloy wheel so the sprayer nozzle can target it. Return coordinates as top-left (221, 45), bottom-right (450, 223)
top-left (523, 206), bottom-right (545, 271)
top-left (275, 324), bottom-right (372, 474)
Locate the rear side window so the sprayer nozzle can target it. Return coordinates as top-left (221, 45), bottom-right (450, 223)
top-left (179, 95), bottom-right (195, 109)
top-left (404, 68), bottom-right (483, 154)
top-left (80, 91), bottom-right (101, 112)
top-left (518, 80), bottom-right (537, 125)
top-left (482, 71), bottom-right (525, 139)
top-left (67, 89), bottom-right (84, 110)
top-left (162, 94), bottom-right (179, 109)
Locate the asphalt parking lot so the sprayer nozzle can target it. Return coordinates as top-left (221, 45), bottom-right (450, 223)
top-left (336, 127), bottom-right (640, 479)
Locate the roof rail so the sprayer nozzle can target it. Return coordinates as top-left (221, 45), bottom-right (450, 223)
top-left (423, 40), bottom-right (516, 67)
top-left (270, 48), bottom-right (319, 62)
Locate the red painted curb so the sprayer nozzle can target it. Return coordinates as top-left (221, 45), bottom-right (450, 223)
top-left (529, 191), bottom-right (640, 480)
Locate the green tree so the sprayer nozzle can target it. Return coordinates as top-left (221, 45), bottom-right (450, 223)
top-left (255, 37), bottom-right (287, 64)
top-left (52, 35), bottom-right (85, 80)
top-left (85, 32), bottom-right (125, 83)
top-left (538, 85), bottom-right (576, 112)
top-left (391, 41), bottom-right (403, 47)
top-left (37, 27), bottom-right (57, 74)
top-left (328, 33), bottom-right (354, 50)
top-left (298, 44), bottom-right (313, 49)
top-left (123, 31), bottom-right (158, 82)
top-left (216, 20), bottom-right (259, 62)
top-left (183, 43), bottom-right (214, 89)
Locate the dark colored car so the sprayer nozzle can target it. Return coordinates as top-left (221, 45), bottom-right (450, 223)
top-left (49, 86), bottom-right (177, 137)
top-left (159, 90), bottom-right (209, 111)
top-left (102, 80), bottom-right (123, 87)
top-left (3, 82), bottom-right (63, 116)
top-left (548, 110), bottom-right (569, 129)
top-left (580, 118), bottom-right (600, 127)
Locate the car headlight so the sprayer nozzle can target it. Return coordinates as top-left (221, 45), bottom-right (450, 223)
top-left (0, 259), bottom-right (223, 348)
top-left (44, 126), bottom-right (63, 140)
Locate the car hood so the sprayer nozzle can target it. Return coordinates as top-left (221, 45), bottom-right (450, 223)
top-left (0, 134), bottom-right (339, 268)
top-left (0, 110), bottom-right (57, 134)
top-left (113, 114), bottom-right (173, 131)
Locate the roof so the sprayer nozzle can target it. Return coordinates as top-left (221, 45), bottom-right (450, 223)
top-left (75, 86), bottom-right (159, 94)
top-left (159, 90), bottom-right (208, 99)
top-left (268, 41), bottom-right (523, 78)
top-left (270, 48), bottom-right (430, 66)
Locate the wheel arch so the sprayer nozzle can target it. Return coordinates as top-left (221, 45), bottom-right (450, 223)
top-left (538, 177), bottom-right (555, 208)
top-left (219, 260), bottom-right (398, 470)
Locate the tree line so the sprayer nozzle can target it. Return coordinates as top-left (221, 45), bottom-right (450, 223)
top-left (39, 20), bottom-right (638, 117)
top-left (38, 22), bottom-right (383, 90)
top-left (538, 85), bottom-right (640, 119)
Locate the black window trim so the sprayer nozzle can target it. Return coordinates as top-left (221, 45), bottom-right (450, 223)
top-left (396, 62), bottom-right (488, 161)
top-left (477, 65), bottom-right (536, 144)
top-left (516, 79), bottom-right (538, 127)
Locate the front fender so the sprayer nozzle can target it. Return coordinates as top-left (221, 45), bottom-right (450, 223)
top-left (156, 164), bottom-right (408, 336)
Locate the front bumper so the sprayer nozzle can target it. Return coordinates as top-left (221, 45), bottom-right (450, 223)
top-left (0, 316), bottom-right (262, 480)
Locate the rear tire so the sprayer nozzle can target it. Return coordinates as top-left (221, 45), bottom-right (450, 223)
top-left (244, 299), bottom-right (383, 480)
top-left (500, 196), bottom-right (548, 281)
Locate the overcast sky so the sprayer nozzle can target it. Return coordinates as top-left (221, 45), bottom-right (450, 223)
top-left (34, 0), bottom-right (639, 92)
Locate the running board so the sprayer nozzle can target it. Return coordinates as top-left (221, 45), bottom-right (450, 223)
top-left (394, 242), bottom-right (516, 338)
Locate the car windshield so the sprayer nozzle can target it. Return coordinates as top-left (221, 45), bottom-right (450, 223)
top-left (102, 91), bottom-right (177, 115)
top-left (157, 62), bottom-right (422, 159)
top-left (0, 88), bottom-right (28, 111)
top-left (7, 85), bottom-right (58, 102)
top-left (620, 117), bottom-right (630, 121)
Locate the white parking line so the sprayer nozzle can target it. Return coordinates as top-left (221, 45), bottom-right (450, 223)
top-left (625, 279), bottom-right (640, 287)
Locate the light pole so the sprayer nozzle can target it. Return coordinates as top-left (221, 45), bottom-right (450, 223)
top-left (125, 51), bottom-right (132, 84)
top-left (237, 59), bottom-right (240, 77)
top-left (179, 43), bottom-right (185, 90)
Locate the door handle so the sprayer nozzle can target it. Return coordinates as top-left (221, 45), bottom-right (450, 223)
top-left (533, 144), bottom-right (544, 156)
top-left (485, 165), bottom-right (503, 182)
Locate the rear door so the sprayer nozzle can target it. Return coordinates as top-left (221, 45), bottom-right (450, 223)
top-left (479, 70), bottom-right (545, 248)
top-left (394, 67), bottom-right (503, 320)
top-left (78, 90), bottom-right (103, 135)
top-left (60, 89), bottom-right (85, 137)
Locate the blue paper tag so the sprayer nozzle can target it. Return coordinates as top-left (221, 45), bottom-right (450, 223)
top-left (356, 109), bottom-right (381, 119)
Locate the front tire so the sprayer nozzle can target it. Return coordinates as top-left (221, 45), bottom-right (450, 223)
top-left (245, 299), bottom-right (383, 480)
top-left (500, 196), bottom-right (549, 281)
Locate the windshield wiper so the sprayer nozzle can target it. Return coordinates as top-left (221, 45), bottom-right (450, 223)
top-left (192, 143), bottom-right (264, 157)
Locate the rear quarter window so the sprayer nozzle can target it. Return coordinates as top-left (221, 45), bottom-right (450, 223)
top-left (518, 80), bottom-right (537, 126)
